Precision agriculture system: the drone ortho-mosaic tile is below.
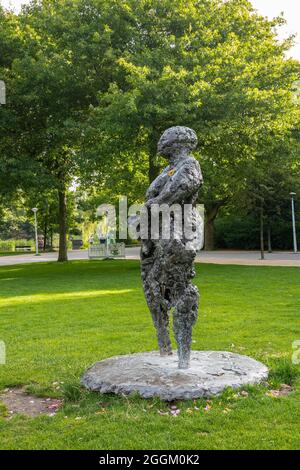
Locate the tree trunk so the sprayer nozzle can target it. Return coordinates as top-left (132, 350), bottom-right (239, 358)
top-left (148, 152), bottom-right (160, 183)
top-left (58, 189), bottom-right (68, 262)
top-left (50, 227), bottom-right (53, 251)
top-left (267, 224), bottom-right (272, 253)
top-left (204, 202), bottom-right (226, 251)
top-left (204, 218), bottom-right (215, 251)
top-left (260, 203), bottom-right (265, 260)
top-left (43, 217), bottom-right (48, 252)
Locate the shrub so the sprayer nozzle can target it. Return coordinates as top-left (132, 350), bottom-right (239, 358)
top-left (269, 359), bottom-right (299, 387)
top-left (0, 239), bottom-right (35, 252)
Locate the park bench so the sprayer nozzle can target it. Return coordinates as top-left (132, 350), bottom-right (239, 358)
top-left (15, 245), bottom-right (32, 252)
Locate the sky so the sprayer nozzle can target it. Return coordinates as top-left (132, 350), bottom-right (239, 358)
top-left (1, 0), bottom-right (300, 60)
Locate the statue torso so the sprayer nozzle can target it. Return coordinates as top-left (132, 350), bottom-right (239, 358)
top-left (146, 155), bottom-right (202, 206)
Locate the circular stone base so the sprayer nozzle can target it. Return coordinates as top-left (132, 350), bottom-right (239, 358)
top-left (81, 351), bottom-right (268, 401)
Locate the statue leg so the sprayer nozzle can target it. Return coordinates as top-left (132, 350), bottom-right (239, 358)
top-left (173, 283), bottom-right (199, 369)
top-left (141, 245), bottom-right (172, 356)
top-left (151, 300), bottom-right (172, 356)
top-left (143, 282), bottom-right (172, 355)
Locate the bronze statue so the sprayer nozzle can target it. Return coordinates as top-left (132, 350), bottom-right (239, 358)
top-left (141, 126), bottom-right (203, 369)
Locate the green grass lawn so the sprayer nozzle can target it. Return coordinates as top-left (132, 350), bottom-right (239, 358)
top-left (0, 260), bottom-right (299, 450)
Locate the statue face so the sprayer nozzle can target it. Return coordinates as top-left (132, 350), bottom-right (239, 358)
top-left (157, 133), bottom-right (175, 157)
top-left (157, 126), bottom-right (198, 159)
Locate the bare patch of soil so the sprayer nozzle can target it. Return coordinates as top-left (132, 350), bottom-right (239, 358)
top-left (0, 388), bottom-right (63, 418)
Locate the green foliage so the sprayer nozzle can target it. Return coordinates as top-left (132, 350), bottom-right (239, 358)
top-left (0, 401), bottom-right (8, 418)
top-left (1, 0), bottom-right (300, 252)
top-left (215, 214), bottom-right (260, 249)
top-left (0, 198), bottom-right (34, 241)
top-left (269, 360), bottom-right (299, 388)
top-left (215, 212), bottom-right (300, 250)
top-left (62, 381), bottom-right (86, 403)
top-left (87, 0), bottom-right (300, 205)
top-left (0, 240), bottom-right (15, 252)
top-left (0, 239), bottom-right (35, 252)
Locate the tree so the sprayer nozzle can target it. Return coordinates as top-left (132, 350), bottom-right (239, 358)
top-left (1, 0), bottom-right (299, 255)
top-left (86, 0), bottom-right (300, 249)
top-left (0, 5), bottom-right (34, 204)
top-left (235, 130), bottom-right (300, 257)
top-left (1, 0), bottom-right (139, 260)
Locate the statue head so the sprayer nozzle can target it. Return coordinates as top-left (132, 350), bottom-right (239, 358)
top-left (157, 126), bottom-right (198, 158)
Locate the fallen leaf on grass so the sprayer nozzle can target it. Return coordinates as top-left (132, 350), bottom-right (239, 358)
top-left (158, 410), bottom-right (169, 416)
top-left (280, 384), bottom-right (293, 394)
top-left (266, 384), bottom-right (293, 398)
top-left (48, 400), bottom-right (62, 411)
top-left (157, 407), bottom-right (181, 417)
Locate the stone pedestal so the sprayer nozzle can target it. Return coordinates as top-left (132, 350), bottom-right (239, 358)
top-left (81, 351), bottom-right (268, 401)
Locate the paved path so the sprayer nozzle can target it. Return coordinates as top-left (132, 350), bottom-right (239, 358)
top-left (0, 248), bottom-right (300, 267)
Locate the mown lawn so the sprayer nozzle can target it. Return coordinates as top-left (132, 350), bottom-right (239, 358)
top-left (0, 260), bottom-right (299, 450)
